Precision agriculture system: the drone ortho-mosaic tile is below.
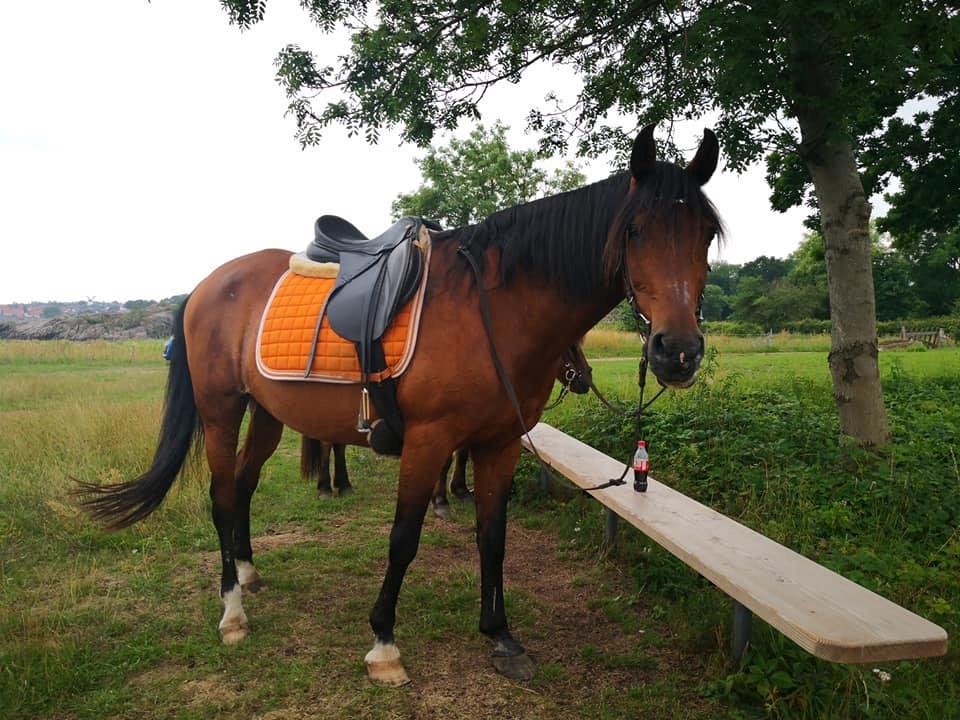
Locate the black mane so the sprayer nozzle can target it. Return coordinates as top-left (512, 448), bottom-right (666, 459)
top-left (434, 162), bottom-right (723, 302)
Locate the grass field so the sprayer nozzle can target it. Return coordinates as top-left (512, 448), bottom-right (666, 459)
top-left (1, 339), bottom-right (958, 719)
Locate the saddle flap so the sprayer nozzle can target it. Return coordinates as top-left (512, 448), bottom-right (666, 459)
top-left (326, 239), bottom-right (423, 342)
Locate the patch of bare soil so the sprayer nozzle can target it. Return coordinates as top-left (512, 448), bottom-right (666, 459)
top-left (197, 529), bottom-right (323, 577)
top-left (389, 519), bottom-right (692, 718)
top-left (252, 515), bottom-right (702, 719)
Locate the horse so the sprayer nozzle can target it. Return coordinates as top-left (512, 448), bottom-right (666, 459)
top-left (79, 124), bottom-right (721, 685)
top-left (301, 340), bottom-right (595, 516)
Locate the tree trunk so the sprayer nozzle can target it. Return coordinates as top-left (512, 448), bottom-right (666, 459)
top-left (791, 27), bottom-right (891, 446)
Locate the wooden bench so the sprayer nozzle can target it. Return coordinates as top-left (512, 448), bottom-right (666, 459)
top-left (522, 423), bottom-right (948, 663)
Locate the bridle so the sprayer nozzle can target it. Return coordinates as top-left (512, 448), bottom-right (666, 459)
top-left (573, 238), bottom-right (705, 492)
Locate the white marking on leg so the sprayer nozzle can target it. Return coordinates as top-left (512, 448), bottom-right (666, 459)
top-left (364, 640), bottom-right (400, 664)
top-left (218, 584), bottom-right (248, 644)
top-left (236, 560), bottom-right (257, 586)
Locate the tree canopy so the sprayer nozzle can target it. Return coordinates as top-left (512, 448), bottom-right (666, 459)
top-left (219, 0), bottom-right (960, 444)
top-left (391, 124), bottom-right (584, 227)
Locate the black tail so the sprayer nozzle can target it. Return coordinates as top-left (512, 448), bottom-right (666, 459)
top-left (77, 296), bottom-right (203, 529)
top-left (300, 436), bottom-right (326, 484)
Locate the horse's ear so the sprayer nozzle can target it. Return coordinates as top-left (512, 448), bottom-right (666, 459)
top-left (630, 124), bottom-right (657, 179)
top-left (687, 128), bottom-right (719, 185)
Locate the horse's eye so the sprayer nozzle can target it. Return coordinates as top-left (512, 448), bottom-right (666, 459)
top-left (627, 223), bottom-right (641, 241)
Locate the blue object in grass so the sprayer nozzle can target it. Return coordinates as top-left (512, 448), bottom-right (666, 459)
top-left (163, 336), bottom-right (174, 361)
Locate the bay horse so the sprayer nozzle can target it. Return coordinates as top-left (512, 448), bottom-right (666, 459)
top-left (302, 340), bottom-right (594, 514)
top-left (80, 125), bottom-right (721, 685)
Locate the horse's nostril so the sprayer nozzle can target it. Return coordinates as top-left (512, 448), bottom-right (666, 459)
top-left (652, 333), bottom-right (666, 354)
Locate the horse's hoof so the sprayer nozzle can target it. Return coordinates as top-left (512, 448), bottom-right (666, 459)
top-left (337, 485), bottom-right (354, 496)
top-left (317, 487), bottom-right (334, 498)
top-left (366, 657), bottom-right (410, 686)
top-left (364, 643), bottom-right (410, 686)
top-left (241, 577), bottom-right (264, 594)
top-left (453, 490), bottom-right (474, 504)
top-left (492, 651), bottom-right (536, 681)
top-left (433, 503), bottom-right (451, 520)
top-left (219, 621), bottom-right (248, 645)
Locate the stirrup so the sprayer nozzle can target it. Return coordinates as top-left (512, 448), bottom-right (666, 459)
top-left (356, 388), bottom-right (372, 433)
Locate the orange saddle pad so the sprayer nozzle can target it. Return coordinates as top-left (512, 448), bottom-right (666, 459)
top-left (256, 247), bottom-right (429, 384)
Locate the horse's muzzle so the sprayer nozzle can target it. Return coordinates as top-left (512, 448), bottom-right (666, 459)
top-left (647, 331), bottom-right (704, 388)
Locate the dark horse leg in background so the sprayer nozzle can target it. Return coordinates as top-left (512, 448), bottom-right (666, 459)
top-left (431, 449), bottom-right (473, 519)
top-left (301, 438), bottom-right (351, 496)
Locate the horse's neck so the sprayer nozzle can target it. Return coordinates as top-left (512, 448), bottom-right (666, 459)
top-left (495, 275), bottom-right (617, 362)
top-left (427, 234), bottom-right (619, 371)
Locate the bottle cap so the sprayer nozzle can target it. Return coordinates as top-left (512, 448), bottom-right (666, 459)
top-left (637, 440), bottom-right (646, 447)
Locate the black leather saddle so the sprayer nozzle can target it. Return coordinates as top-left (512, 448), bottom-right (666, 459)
top-left (307, 215), bottom-right (427, 344)
top-left (304, 215), bottom-right (439, 456)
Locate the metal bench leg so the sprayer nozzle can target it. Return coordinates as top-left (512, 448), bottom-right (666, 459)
top-left (732, 601), bottom-right (752, 661)
top-left (604, 508), bottom-right (619, 548)
top-left (539, 465), bottom-right (551, 495)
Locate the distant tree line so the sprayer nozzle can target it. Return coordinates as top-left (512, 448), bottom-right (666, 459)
top-left (702, 226), bottom-right (959, 330)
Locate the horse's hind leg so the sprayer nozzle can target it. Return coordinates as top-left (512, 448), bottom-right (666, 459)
top-left (200, 397), bottom-right (252, 645)
top-left (471, 439), bottom-right (535, 680)
top-left (301, 437), bottom-right (334, 496)
top-left (234, 401), bottom-right (284, 594)
top-left (332, 444), bottom-right (352, 495)
top-left (431, 454), bottom-right (454, 519)
top-left (450, 448), bottom-right (473, 502)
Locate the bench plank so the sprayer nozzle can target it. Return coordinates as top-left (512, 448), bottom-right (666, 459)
top-left (523, 423), bottom-right (948, 663)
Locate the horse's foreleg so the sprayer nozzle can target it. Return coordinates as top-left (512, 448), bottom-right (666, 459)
top-left (431, 454), bottom-right (454, 519)
top-left (472, 439), bottom-right (535, 680)
top-left (450, 448), bottom-right (473, 501)
top-left (332, 444), bottom-right (352, 495)
top-left (233, 401), bottom-right (283, 594)
top-left (366, 437), bottom-right (450, 685)
top-left (203, 406), bottom-right (248, 645)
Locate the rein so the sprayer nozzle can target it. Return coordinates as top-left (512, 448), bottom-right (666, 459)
top-left (457, 243), bottom-right (550, 470)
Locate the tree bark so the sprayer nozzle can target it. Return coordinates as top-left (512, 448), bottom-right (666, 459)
top-left (791, 27), bottom-right (891, 446)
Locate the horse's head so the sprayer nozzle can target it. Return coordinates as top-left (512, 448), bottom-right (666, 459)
top-left (605, 125), bottom-right (721, 388)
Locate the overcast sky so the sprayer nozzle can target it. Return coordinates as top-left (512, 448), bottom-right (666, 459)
top-left (1, 0), bottom-right (822, 304)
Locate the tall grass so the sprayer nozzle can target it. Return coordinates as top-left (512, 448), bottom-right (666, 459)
top-left (584, 328), bottom-right (834, 356)
top-left (0, 339), bottom-right (163, 366)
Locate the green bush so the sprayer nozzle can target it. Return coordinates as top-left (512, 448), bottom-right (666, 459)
top-left (701, 320), bottom-right (764, 336)
top-left (781, 318), bottom-right (831, 334)
top-left (877, 316), bottom-right (960, 339)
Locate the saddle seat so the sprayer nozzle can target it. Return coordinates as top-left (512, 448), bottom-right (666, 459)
top-left (305, 215), bottom-right (431, 344)
top-left (307, 216), bottom-right (418, 262)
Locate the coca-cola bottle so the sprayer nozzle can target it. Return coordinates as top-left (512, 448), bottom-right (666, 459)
top-left (633, 440), bottom-right (649, 493)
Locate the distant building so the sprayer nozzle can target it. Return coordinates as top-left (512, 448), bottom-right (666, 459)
top-left (0, 305), bottom-right (27, 318)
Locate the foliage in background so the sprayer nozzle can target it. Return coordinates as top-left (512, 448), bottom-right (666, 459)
top-left (864, 61), bottom-right (960, 316)
top-left (701, 227), bottom-right (940, 327)
top-left (392, 123), bottom-right (585, 227)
